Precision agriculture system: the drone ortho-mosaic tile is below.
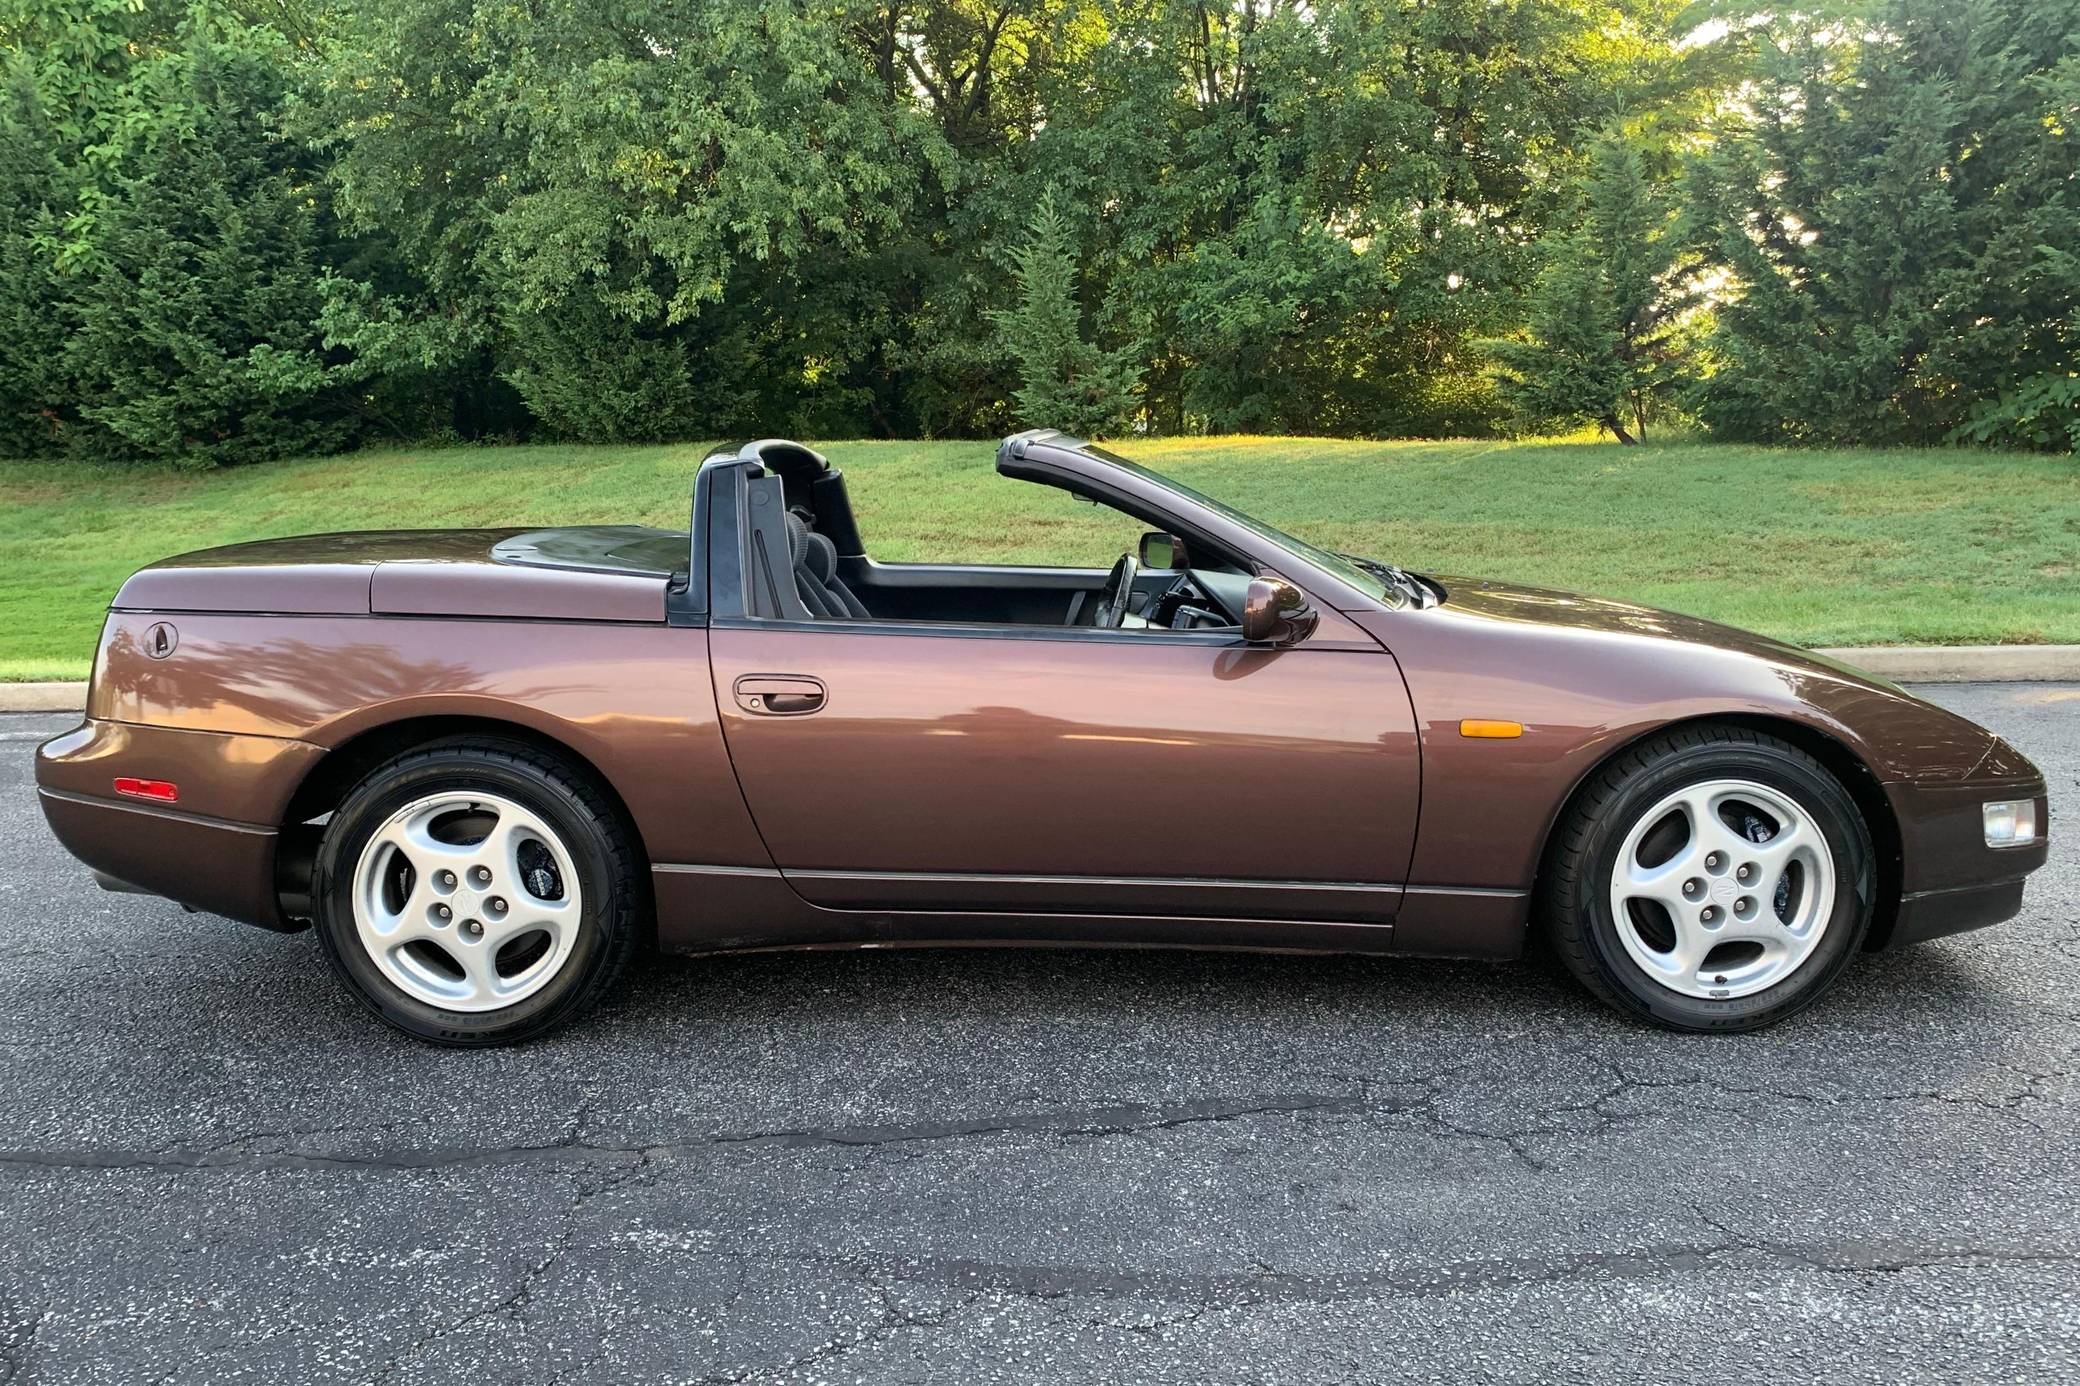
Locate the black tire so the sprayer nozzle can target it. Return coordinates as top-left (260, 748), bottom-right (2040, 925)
top-left (1541, 725), bottom-right (1876, 1032)
top-left (311, 738), bottom-right (643, 1045)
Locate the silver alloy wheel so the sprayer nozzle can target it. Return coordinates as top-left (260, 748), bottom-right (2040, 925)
top-left (1607, 777), bottom-right (1836, 1000)
top-left (351, 790), bottom-right (583, 1012)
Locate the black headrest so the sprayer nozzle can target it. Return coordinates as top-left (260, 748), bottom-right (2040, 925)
top-left (783, 509), bottom-right (841, 582)
top-left (802, 530), bottom-right (839, 583)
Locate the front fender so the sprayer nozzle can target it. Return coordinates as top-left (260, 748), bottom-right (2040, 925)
top-left (1351, 604), bottom-right (2000, 894)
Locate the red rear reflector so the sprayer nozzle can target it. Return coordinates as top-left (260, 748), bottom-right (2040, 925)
top-left (113, 777), bottom-right (179, 803)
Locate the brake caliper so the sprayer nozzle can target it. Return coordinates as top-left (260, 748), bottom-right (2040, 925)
top-left (517, 839), bottom-right (565, 901)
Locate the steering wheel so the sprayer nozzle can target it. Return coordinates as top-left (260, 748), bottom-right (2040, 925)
top-left (1096, 552), bottom-right (1140, 628)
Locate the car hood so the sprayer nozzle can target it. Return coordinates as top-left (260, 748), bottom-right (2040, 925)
top-left (114, 527), bottom-right (682, 623)
top-left (1428, 573), bottom-right (1910, 691)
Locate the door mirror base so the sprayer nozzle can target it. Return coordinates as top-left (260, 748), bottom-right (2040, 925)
top-left (1241, 578), bottom-right (1317, 646)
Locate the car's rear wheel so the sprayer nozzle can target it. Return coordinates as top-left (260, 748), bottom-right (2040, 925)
top-left (1542, 725), bottom-right (1875, 1032)
top-left (312, 739), bottom-right (641, 1045)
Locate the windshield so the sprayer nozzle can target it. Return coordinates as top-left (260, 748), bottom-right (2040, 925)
top-left (1081, 445), bottom-right (1395, 604)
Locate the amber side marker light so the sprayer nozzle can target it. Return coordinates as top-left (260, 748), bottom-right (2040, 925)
top-left (1459, 719), bottom-right (1524, 739)
top-left (113, 777), bottom-right (179, 803)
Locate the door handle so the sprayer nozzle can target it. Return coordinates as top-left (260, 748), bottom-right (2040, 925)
top-left (733, 675), bottom-right (826, 716)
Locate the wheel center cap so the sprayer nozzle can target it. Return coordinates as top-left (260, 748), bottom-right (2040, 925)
top-left (1710, 879), bottom-right (1738, 904)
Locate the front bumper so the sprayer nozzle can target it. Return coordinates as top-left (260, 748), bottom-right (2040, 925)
top-left (1878, 771), bottom-right (2049, 950)
top-left (1889, 877), bottom-right (2032, 948)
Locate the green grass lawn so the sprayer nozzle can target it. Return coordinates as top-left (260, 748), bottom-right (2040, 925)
top-left (2, 435), bottom-right (2075, 680)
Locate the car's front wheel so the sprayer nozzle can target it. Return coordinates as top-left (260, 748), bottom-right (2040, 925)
top-left (1543, 725), bottom-right (1875, 1032)
top-left (311, 738), bottom-right (642, 1045)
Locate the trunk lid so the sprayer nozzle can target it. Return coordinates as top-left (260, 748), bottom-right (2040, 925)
top-left (113, 527), bottom-right (683, 624)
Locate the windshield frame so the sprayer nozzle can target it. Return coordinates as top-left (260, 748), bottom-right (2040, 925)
top-left (1076, 444), bottom-right (1397, 606)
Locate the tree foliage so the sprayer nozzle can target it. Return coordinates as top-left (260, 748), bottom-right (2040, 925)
top-left (0, 0), bottom-right (2073, 462)
top-left (991, 188), bottom-right (1141, 436)
top-left (67, 25), bottom-right (358, 464)
top-left (306, 0), bottom-right (945, 441)
top-left (1686, 0), bottom-right (2080, 448)
top-left (2, 0), bottom-right (358, 465)
top-left (0, 62), bottom-right (71, 457)
top-left (1488, 133), bottom-right (1701, 442)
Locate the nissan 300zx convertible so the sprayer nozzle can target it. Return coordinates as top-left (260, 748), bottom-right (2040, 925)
top-left (36, 431), bottom-right (2050, 1044)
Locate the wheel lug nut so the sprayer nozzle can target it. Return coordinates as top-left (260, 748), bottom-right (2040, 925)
top-left (470, 866), bottom-right (492, 886)
top-left (1702, 905), bottom-right (1719, 922)
top-left (464, 919), bottom-right (483, 938)
top-left (436, 870), bottom-right (456, 889)
top-left (486, 896), bottom-right (507, 915)
top-left (434, 903), bottom-right (451, 921)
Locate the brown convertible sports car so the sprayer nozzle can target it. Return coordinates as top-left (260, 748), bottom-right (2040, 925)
top-left (37, 431), bottom-right (2050, 1044)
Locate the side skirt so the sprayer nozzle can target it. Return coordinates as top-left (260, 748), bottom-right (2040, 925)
top-left (651, 865), bottom-right (1527, 961)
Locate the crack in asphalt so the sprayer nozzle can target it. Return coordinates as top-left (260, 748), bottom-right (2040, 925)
top-left (0, 1058), bottom-right (2063, 1178)
top-left (680, 1279), bottom-right (978, 1386)
top-left (793, 1234), bottom-right (2080, 1314)
top-left (368, 1150), bottom-right (660, 1383)
top-left (1593, 1061), bottom-right (2058, 1137)
top-left (0, 1299), bottom-right (45, 1386)
top-left (0, 1095), bottom-right (1373, 1174)
top-left (600, 1222), bottom-right (2080, 1386)
top-left (1421, 1056), bottom-right (2066, 1168)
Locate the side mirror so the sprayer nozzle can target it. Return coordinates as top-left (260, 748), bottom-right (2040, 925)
top-left (1138, 530), bottom-right (1188, 570)
top-left (1241, 577), bottom-right (1316, 646)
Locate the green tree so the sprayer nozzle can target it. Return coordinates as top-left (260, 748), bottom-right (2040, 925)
top-left (1489, 134), bottom-right (1699, 442)
top-left (844, 0), bottom-right (1712, 438)
top-left (0, 0), bottom-right (1799, 456)
top-left (0, 63), bottom-right (72, 457)
top-left (1687, 0), bottom-right (2080, 448)
top-left (66, 23), bottom-right (358, 465)
top-left (1, 0), bottom-right (368, 464)
top-left (1003, 0), bottom-right (1709, 437)
top-left (991, 187), bottom-right (1141, 436)
top-left (308, 0), bottom-right (944, 441)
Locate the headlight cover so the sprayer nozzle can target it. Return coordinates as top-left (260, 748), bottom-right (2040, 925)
top-left (1983, 799), bottom-right (2038, 849)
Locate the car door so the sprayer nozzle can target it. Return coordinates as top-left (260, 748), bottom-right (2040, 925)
top-left (707, 611), bottom-right (1421, 926)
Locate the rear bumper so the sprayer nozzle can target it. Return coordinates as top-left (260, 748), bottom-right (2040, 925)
top-left (38, 788), bottom-right (296, 930)
top-left (35, 719), bottom-right (321, 932)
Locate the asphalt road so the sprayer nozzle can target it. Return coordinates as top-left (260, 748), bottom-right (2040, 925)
top-left (1, 684), bottom-right (2075, 1385)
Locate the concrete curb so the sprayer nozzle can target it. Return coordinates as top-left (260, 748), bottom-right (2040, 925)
top-left (0, 682), bottom-right (89, 712)
top-left (2, 647), bottom-right (2076, 714)
top-left (1813, 646), bottom-right (2080, 684)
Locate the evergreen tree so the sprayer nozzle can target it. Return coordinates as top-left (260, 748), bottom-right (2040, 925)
top-left (2, 2), bottom-right (367, 465)
top-left (1687, 0), bottom-right (2080, 448)
top-left (0, 65), bottom-right (72, 457)
top-left (1488, 135), bottom-right (1698, 443)
top-left (66, 31), bottom-right (357, 465)
top-left (500, 298), bottom-right (711, 444)
top-left (991, 189), bottom-right (1142, 437)
top-left (308, 0), bottom-right (939, 443)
